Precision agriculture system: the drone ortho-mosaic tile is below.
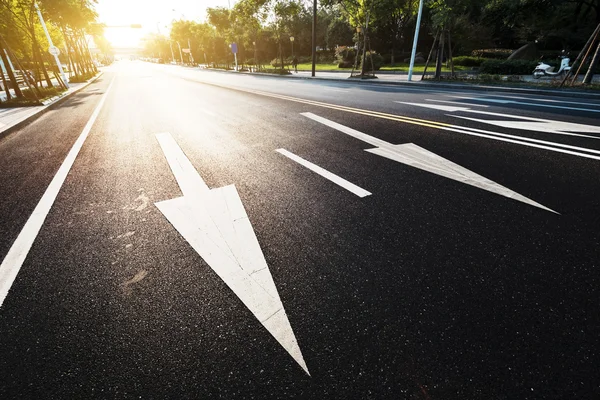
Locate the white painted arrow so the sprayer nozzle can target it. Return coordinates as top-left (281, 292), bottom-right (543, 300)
top-left (302, 113), bottom-right (557, 213)
top-left (154, 133), bottom-right (309, 375)
top-left (396, 101), bottom-right (600, 139)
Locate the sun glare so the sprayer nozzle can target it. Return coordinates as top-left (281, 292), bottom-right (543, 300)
top-left (95, 0), bottom-right (231, 48)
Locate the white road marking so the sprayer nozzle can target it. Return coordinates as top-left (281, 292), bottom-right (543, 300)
top-left (447, 96), bottom-right (600, 113)
top-left (0, 78), bottom-right (115, 308)
top-left (323, 87), bottom-right (349, 92)
top-left (479, 94), bottom-right (600, 107)
top-left (276, 149), bottom-right (371, 198)
top-left (396, 102), bottom-right (600, 138)
top-left (425, 99), bottom-right (490, 107)
top-left (155, 133), bottom-right (309, 375)
top-left (200, 109), bottom-right (217, 117)
top-left (302, 112), bottom-right (556, 213)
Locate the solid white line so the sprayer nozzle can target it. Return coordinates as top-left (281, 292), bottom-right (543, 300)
top-left (276, 148), bottom-right (371, 198)
top-left (448, 96), bottom-right (600, 113)
top-left (200, 109), bottom-right (217, 117)
top-left (482, 94), bottom-right (600, 107)
top-left (0, 78), bottom-right (115, 308)
top-left (426, 99), bottom-right (489, 107)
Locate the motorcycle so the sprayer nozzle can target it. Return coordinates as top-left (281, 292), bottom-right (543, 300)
top-left (533, 56), bottom-right (571, 79)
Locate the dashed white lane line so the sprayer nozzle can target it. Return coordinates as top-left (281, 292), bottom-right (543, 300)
top-left (276, 148), bottom-right (372, 198)
top-left (0, 78), bottom-right (115, 308)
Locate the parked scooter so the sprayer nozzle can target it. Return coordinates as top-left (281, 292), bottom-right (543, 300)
top-left (533, 55), bottom-right (571, 79)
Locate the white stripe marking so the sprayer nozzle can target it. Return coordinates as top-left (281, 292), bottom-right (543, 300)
top-left (276, 148), bottom-right (372, 198)
top-left (200, 109), bottom-right (217, 117)
top-left (426, 99), bottom-right (490, 107)
top-left (0, 78), bottom-right (115, 307)
top-left (447, 96), bottom-right (600, 113)
top-left (302, 112), bottom-right (556, 213)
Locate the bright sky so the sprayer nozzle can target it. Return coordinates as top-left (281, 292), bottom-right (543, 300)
top-left (95, 0), bottom-right (233, 48)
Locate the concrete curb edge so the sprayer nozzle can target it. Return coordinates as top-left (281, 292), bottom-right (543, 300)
top-left (0, 71), bottom-right (105, 142)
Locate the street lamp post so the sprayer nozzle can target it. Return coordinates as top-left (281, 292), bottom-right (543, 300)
top-left (34, 2), bottom-right (69, 88)
top-left (177, 41), bottom-right (184, 64)
top-left (408, 0), bottom-right (425, 81)
top-left (290, 36), bottom-right (295, 57)
top-left (253, 41), bottom-right (257, 72)
top-left (169, 41), bottom-right (175, 63)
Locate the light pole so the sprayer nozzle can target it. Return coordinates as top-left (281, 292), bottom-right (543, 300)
top-left (177, 41), bottom-right (184, 64)
top-left (408, 0), bottom-right (425, 81)
top-left (290, 36), bottom-right (295, 57)
top-left (169, 41), bottom-right (175, 63)
top-left (34, 2), bottom-right (69, 88)
top-left (311, 0), bottom-right (316, 77)
top-left (253, 41), bottom-right (257, 72)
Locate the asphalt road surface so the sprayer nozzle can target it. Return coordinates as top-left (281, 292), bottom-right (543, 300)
top-left (1, 61), bottom-right (599, 399)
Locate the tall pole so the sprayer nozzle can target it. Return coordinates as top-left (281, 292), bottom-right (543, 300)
top-left (408, 0), bottom-right (424, 82)
top-left (311, 0), bottom-right (317, 77)
top-left (34, 2), bottom-right (69, 88)
top-left (360, 13), bottom-right (369, 76)
top-left (188, 38), bottom-right (194, 64)
top-left (169, 41), bottom-right (175, 62)
top-left (177, 41), bottom-right (184, 64)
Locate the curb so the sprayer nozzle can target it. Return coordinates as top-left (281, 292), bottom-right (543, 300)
top-left (198, 67), bottom-right (600, 100)
top-left (0, 71), bottom-right (105, 142)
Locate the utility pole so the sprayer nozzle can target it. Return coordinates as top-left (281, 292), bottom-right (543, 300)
top-left (188, 39), bottom-right (194, 64)
top-left (177, 41), bottom-right (184, 64)
top-left (34, 2), bottom-right (69, 88)
top-left (311, 0), bottom-right (317, 77)
top-left (408, 0), bottom-right (424, 81)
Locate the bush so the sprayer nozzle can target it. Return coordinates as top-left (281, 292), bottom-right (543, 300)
top-left (335, 46), bottom-right (356, 64)
top-left (69, 71), bottom-right (96, 83)
top-left (452, 56), bottom-right (486, 67)
top-left (472, 48), bottom-right (513, 59)
top-left (270, 58), bottom-right (288, 68)
top-left (479, 59), bottom-right (538, 75)
top-left (338, 61), bottom-right (353, 68)
top-left (359, 51), bottom-right (384, 71)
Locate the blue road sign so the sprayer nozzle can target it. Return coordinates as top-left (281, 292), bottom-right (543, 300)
top-left (230, 43), bottom-right (238, 54)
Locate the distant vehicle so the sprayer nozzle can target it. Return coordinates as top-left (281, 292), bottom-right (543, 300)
top-left (157, 58), bottom-right (164, 64)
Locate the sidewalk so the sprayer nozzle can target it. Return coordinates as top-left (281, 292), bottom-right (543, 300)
top-left (217, 66), bottom-right (600, 99)
top-left (0, 71), bottom-right (104, 140)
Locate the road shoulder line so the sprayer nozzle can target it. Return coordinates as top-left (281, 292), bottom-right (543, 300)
top-left (0, 77), bottom-right (114, 308)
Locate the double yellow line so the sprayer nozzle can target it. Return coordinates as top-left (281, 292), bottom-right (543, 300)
top-left (245, 88), bottom-right (452, 130)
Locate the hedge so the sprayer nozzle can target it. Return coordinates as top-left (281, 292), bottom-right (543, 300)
top-left (452, 56), bottom-right (487, 67)
top-left (479, 59), bottom-right (538, 75)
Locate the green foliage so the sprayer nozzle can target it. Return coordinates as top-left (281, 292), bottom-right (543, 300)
top-left (359, 51), bottom-right (384, 71)
top-left (471, 49), bottom-right (513, 59)
top-left (452, 56), bottom-right (486, 67)
top-left (69, 70), bottom-right (95, 83)
top-left (479, 59), bottom-right (538, 75)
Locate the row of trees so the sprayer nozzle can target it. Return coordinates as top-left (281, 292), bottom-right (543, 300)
top-left (0, 0), bottom-right (108, 103)
top-left (140, 0), bottom-right (599, 69)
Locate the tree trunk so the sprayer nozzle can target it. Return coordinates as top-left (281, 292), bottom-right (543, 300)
top-left (279, 39), bottom-right (284, 71)
top-left (435, 30), bottom-right (445, 79)
top-left (0, 38), bottom-right (23, 98)
top-left (33, 36), bottom-right (53, 88)
top-left (583, 40), bottom-right (600, 85)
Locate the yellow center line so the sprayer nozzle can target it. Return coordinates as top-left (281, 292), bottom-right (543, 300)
top-left (248, 88), bottom-right (452, 130)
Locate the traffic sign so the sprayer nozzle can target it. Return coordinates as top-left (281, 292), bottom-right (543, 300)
top-left (48, 46), bottom-right (60, 56)
top-left (230, 43), bottom-right (238, 54)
